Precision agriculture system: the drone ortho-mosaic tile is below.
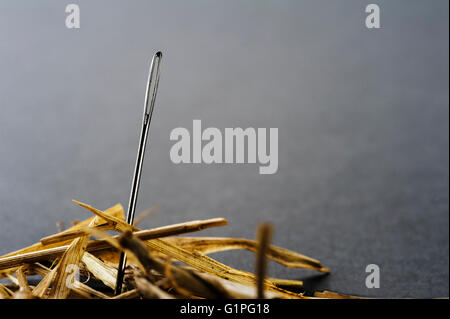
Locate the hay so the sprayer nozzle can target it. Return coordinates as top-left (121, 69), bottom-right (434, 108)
top-left (0, 200), bottom-right (360, 299)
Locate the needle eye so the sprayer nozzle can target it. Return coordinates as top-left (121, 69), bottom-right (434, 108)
top-left (144, 52), bottom-right (163, 119)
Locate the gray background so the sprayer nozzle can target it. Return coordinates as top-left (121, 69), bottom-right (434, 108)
top-left (0, 0), bottom-right (448, 298)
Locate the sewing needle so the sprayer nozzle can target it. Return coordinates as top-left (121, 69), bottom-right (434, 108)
top-left (114, 51), bottom-right (162, 295)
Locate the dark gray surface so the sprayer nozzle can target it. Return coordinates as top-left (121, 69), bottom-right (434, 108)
top-left (0, 0), bottom-right (448, 298)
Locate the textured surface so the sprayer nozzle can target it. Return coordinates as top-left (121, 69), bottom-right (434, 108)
top-left (0, 1), bottom-right (448, 298)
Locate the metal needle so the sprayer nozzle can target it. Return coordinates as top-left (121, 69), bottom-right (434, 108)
top-left (114, 51), bottom-right (162, 295)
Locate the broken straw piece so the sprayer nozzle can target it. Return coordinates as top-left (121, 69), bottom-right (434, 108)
top-left (164, 237), bottom-right (328, 272)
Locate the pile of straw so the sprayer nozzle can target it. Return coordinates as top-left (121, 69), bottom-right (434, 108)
top-left (0, 200), bottom-right (358, 299)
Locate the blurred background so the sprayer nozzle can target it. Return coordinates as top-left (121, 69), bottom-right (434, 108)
top-left (0, 0), bottom-right (448, 297)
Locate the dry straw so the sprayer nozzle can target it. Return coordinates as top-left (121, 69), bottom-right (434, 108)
top-left (0, 199), bottom-right (364, 299)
